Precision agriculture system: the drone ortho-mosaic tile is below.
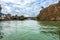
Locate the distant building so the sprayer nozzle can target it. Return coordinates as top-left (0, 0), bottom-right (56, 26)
top-left (1, 14), bottom-right (6, 20)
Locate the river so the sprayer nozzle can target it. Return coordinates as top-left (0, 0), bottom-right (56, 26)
top-left (0, 20), bottom-right (60, 40)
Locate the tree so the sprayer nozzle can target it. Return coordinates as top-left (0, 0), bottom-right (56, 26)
top-left (7, 13), bottom-right (11, 16)
top-left (0, 5), bottom-right (2, 11)
top-left (59, 0), bottom-right (60, 3)
top-left (41, 6), bottom-right (44, 9)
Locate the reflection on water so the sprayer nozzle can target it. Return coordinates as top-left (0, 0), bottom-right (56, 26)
top-left (0, 22), bottom-right (4, 39)
top-left (38, 21), bottom-right (60, 35)
top-left (0, 20), bottom-right (60, 40)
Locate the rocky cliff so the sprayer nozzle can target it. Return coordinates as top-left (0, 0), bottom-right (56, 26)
top-left (37, 1), bottom-right (60, 20)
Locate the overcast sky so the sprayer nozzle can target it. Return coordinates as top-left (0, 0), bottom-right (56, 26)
top-left (0, 0), bottom-right (59, 17)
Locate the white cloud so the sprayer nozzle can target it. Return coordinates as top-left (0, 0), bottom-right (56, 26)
top-left (0, 0), bottom-right (59, 17)
top-left (1, 0), bottom-right (15, 3)
top-left (15, 10), bottom-right (20, 12)
top-left (5, 6), bottom-right (11, 12)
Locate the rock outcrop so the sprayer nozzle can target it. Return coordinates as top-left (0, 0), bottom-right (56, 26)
top-left (37, 1), bottom-right (60, 20)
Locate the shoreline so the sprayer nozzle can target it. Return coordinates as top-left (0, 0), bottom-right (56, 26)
top-left (0, 19), bottom-right (60, 21)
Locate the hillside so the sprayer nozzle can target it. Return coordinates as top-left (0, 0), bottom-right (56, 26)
top-left (37, 1), bottom-right (60, 20)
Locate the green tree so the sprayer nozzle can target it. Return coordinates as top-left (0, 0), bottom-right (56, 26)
top-left (0, 5), bottom-right (2, 11)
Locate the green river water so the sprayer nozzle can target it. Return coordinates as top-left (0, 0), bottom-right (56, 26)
top-left (0, 20), bottom-right (60, 40)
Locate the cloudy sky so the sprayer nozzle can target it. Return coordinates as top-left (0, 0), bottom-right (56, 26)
top-left (0, 0), bottom-right (59, 17)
